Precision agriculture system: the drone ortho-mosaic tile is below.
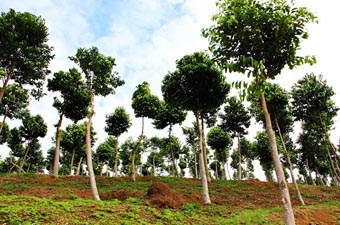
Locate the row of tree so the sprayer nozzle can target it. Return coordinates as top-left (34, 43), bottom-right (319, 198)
top-left (0, 1), bottom-right (339, 224)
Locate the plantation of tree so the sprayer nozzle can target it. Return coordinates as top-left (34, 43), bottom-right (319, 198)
top-left (0, 1), bottom-right (340, 224)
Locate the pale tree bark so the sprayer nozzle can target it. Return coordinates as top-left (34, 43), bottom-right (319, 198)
top-left (169, 125), bottom-right (179, 177)
top-left (237, 134), bottom-right (242, 180)
top-left (319, 113), bottom-right (340, 180)
top-left (76, 157), bottom-right (83, 176)
top-left (201, 118), bottom-right (211, 182)
top-left (114, 137), bottom-right (119, 176)
top-left (275, 117), bottom-right (305, 206)
top-left (69, 148), bottom-right (76, 176)
top-left (261, 93), bottom-right (295, 225)
top-left (131, 149), bottom-right (137, 182)
top-left (222, 160), bottom-right (227, 180)
top-left (86, 93), bottom-right (100, 200)
top-left (194, 148), bottom-right (198, 179)
top-left (196, 111), bottom-right (211, 204)
top-left (53, 113), bottom-right (63, 177)
top-left (19, 144), bottom-right (31, 175)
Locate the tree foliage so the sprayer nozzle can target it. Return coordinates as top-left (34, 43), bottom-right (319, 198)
top-left (47, 68), bottom-right (90, 122)
top-left (132, 81), bottom-right (160, 120)
top-left (0, 9), bottom-right (54, 100)
top-left (105, 107), bottom-right (131, 138)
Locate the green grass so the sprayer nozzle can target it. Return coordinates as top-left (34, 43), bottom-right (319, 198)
top-left (1, 174), bottom-right (340, 224)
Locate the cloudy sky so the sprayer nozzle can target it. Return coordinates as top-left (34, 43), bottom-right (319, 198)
top-left (1, 0), bottom-right (339, 176)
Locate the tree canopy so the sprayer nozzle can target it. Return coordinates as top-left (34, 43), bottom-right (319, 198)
top-left (0, 9), bottom-right (54, 100)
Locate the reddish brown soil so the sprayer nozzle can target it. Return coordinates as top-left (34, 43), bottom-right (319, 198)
top-left (1, 174), bottom-right (340, 224)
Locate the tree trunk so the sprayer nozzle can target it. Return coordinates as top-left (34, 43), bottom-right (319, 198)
top-left (53, 113), bottom-right (64, 177)
top-left (131, 150), bottom-right (136, 182)
top-left (152, 156), bottom-right (156, 176)
top-left (237, 134), bottom-right (242, 180)
top-left (222, 160), bottom-right (227, 180)
top-left (69, 148), bottom-right (76, 176)
top-left (306, 160), bottom-right (316, 186)
top-left (319, 113), bottom-right (340, 179)
top-left (169, 125), bottom-right (179, 177)
top-left (0, 115), bottom-right (7, 134)
top-left (19, 144), bottom-right (31, 175)
top-left (192, 148), bottom-right (197, 179)
top-left (260, 93), bottom-right (295, 225)
top-left (86, 93), bottom-right (100, 200)
top-left (275, 117), bottom-right (305, 206)
top-left (0, 73), bottom-right (11, 102)
top-left (196, 111), bottom-right (211, 204)
top-left (114, 137), bottom-right (119, 176)
top-left (76, 157), bottom-right (83, 176)
top-left (201, 117), bottom-right (211, 182)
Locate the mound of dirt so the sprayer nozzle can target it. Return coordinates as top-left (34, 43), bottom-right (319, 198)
top-left (146, 182), bottom-right (183, 209)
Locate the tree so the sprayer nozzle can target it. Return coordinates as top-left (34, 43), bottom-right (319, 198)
top-left (105, 106), bottom-right (131, 176)
top-left (203, 0), bottom-right (316, 222)
top-left (219, 96), bottom-right (251, 180)
top-left (153, 100), bottom-right (187, 177)
top-left (0, 9), bottom-right (54, 101)
top-left (162, 51), bottom-right (230, 204)
top-left (182, 123), bottom-right (199, 178)
top-left (291, 73), bottom-right (340, 182)
top-left (248, 81), bottom-right (305, 204)
top-left (0, 84), bottom-right (29, 133)
top-left (0, 122), bottom-right (9, 144)
top-left (207, 126), bottom-right (233, 180)
top-left (47, 68), bottom-right (90, 177)
top-left (95, 137), bottom-right (116, 176)
top-left (59, 123), bottom-right (92, 176)
top-left (7, 113), bottom-right (47, 174)
top-left (69, 46), bottom-right (124, 200)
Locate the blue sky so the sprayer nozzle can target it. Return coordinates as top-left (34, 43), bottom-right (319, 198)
top-left (1, 0), bottom-right (339, 179)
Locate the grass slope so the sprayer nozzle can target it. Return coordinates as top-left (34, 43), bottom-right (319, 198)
top-left (0, 174), bottom-right (339, 224)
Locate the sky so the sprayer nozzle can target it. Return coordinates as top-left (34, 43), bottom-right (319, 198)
top-left (0, 0), bottom-right (339, 178)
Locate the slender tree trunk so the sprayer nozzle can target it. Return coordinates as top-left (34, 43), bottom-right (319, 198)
top-left (0, 115), bottom-right (7, 134)
top-left (131, 150), bottom-right (136, 182)
top-left (326, 145), bottom-right (340, 182)
top-left (19, 144), bottom-right (30, 175)
top-left (69, 148), bottom-right (76, 176)
top-left (169, 125), bottom-right (179, 177)
top-left (319, 113), bottom-right (340, 179)
top-left (237, 134), bottom-right (242, 180)
top-left (53, 113), bottom-right (64, 177)
top-left (0, 74), bottom-right (11, 102)
top-left (114, 137), bottom-right (119, 176)
top-left (222, 160), bottom-right (227, 180)
top-left (260, 93), bottom-right (295, 225)
top-left (215, 161), bottom-right (218, 180)
top-left (201, 117), bottom-right (211, 182)
top-left (86, 93), bottom-right (100, 200)
top-left (275, 117), bottom-right (305, 206)
top-left (194, 148), bottom-right (198, 179)
top-left (152, 156), bottom-right (156, 176)
top-left (76, 157), bottom-right (83, 176)
top-left (196, 111), bottom-right (211, 204)
top-left (306, 160), bottom-right (316, 186)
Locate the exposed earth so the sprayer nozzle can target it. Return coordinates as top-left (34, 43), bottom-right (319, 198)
top-left (0, 174), bottom-right (340, 224)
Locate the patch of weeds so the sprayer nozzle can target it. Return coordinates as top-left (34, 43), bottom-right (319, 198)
top-left (225, 207), bottom-right (283, 225)
top-left (181, 202), bottom-right (202, 212)
top-left (124, 197), bottom-right (142, 204)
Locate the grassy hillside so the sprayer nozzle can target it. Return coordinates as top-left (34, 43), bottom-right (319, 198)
top-left (0, 174), bottom-right (339, 224)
